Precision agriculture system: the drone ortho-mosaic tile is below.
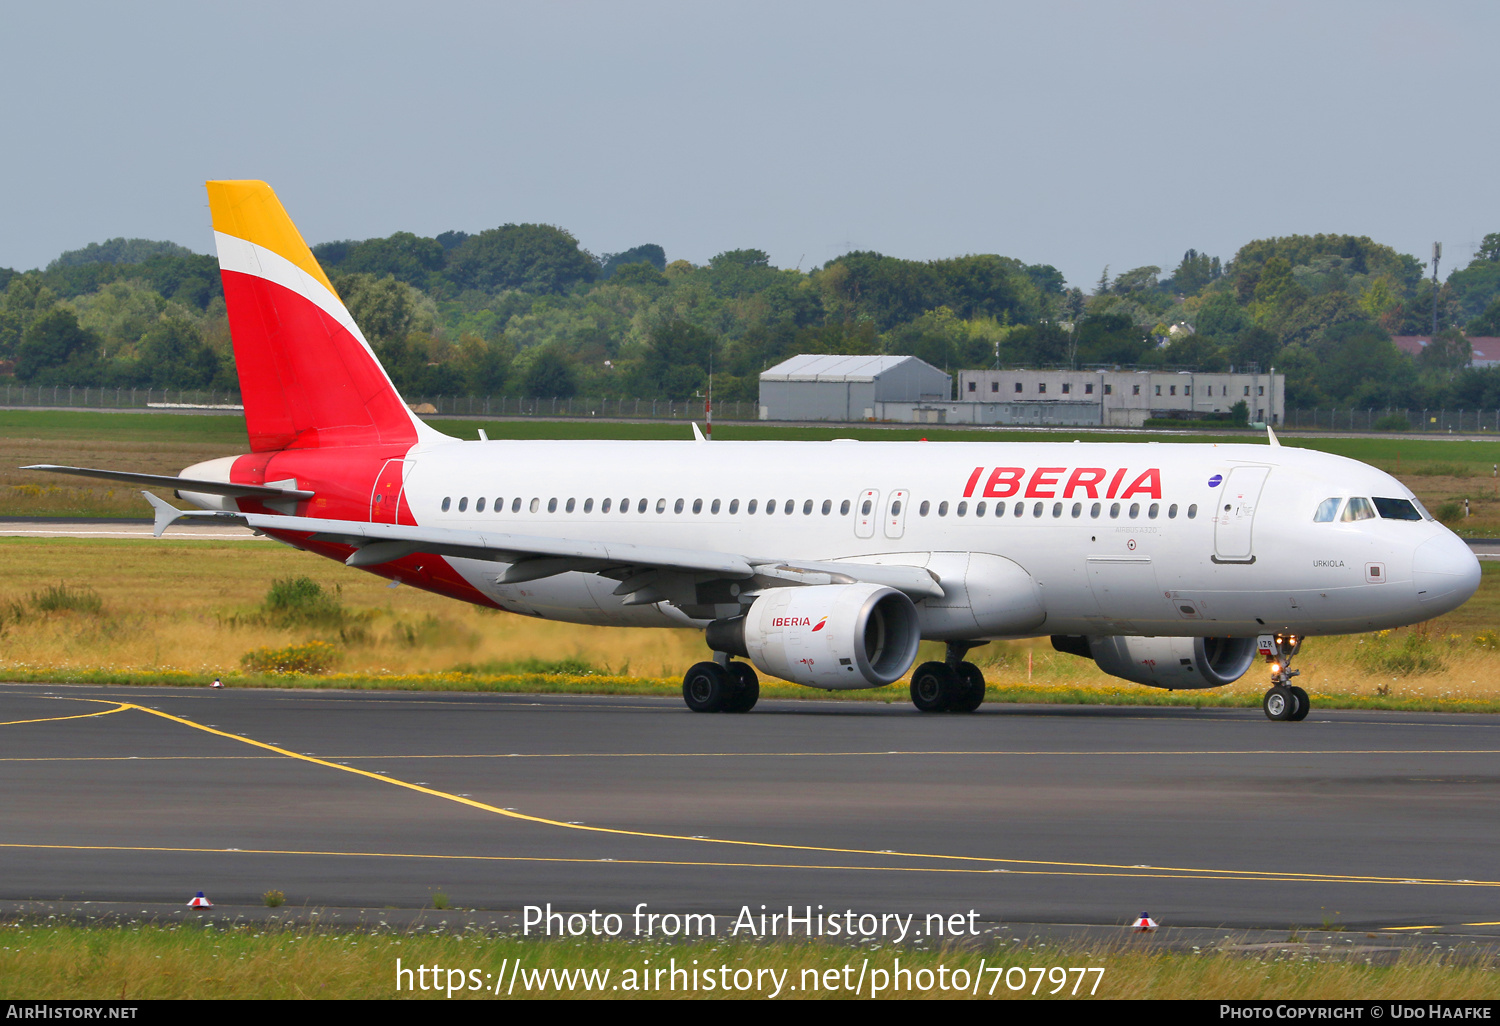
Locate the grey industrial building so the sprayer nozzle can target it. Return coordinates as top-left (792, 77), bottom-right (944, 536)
top-left (757, 355), bottom-right (952, 422)
top-left (758, 354), bottom-right (1285, 426)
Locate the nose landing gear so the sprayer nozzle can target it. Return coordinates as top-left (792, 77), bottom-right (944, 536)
top-left (1261, 634), bottom-right (1309, 722)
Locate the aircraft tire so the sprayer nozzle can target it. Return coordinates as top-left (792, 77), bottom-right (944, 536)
top-left (1262, 685), bottom-right (1294, 721)
top-left (910, 661), bottom-right (960, 712)
top-left (683, 661), bottom-right (733, 713)
top-left (1287, 685), bottom-right (1310, 721)
top-left (949, 661), bottom-right (986, 713)
top-left (725, 662), bottom-right (760, 713)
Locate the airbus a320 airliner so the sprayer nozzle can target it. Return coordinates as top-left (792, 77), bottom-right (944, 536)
top-left (27, 182), bottom-right (1482, 721)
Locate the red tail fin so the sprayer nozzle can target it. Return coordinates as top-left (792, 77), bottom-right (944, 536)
top-left (207, 180), bottom-right (438, 452)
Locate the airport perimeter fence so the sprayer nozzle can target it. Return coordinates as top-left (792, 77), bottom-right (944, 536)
top-left (3, 384), bottom-right (1499, 433)
top-left (0, 384), bottom-right (759, 421)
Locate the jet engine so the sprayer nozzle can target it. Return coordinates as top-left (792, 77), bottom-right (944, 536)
top-left (707, 583), bottom-right (922, 689)
top-left (1051, 634), bottom-right (1257, 690)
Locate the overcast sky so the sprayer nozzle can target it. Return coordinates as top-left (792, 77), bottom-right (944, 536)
top-left (2, 1), bottom-right (1495, 289)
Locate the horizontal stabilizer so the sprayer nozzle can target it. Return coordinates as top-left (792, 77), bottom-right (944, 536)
top-left (23, 465), bottom-right (314, 501)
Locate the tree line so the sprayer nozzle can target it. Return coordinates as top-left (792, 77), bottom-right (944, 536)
top-left (2, 222), bottom-right (1499, 410)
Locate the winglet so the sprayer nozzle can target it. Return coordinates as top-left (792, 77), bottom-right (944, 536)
top-left (142, 491), bottom-right (188, 538)
top-left (1267, 424), bottom-right (1281, 447)
top-left (691, 422), bottom-right (706, 442)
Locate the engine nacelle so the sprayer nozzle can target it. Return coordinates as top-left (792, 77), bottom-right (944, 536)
top-left (1052, 634), bottom-right (1257, 690)
top-left (707, 584), bottom-right (921, 690)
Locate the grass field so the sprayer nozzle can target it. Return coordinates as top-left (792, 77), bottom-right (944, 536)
top-left (2, 923), bottom-right (1497, 1000)
top-left (2, 536), bottom-right (1498, 710)
top-left (3, 410), bottom-right (1499, 532)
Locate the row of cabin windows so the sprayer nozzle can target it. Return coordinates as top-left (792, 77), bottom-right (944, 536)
top-left (439, 494), bottom-right (1199, 522)
top-left (442, 495), bottom-right (862, 516)
top-left (919, 499), bottom-right (1196, 520)
top-left (969, 381), bottom-right (1268, 397)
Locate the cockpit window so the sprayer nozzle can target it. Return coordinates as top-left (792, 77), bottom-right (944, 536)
top-left (1373, 497), bottom-right (1423, 521)
top-left (1340, 497), bottom-right (1376, 522)
top-left (1313, 498), bottom-right (1341, 522)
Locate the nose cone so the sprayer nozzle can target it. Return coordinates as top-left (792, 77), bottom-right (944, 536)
top-left (1413, 533), bottom-right (1482, 615)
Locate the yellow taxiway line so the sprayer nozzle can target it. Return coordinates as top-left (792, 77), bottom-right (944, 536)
top-left (11, 695), bottom-right (1500, 890)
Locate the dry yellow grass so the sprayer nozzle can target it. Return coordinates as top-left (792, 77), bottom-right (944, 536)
top-left (0, 537), bottom-right (705, 679)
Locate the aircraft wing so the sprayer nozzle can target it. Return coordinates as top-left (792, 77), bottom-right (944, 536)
top-left (141, 493), bottom-right (942, 601)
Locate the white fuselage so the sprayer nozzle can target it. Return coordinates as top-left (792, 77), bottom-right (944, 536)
top-left (371, 438), bottom-right (1479, 640)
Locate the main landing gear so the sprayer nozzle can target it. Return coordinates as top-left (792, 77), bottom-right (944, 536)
top-left (1262, 634), bottom-right (1309, 722)
top-left (910, 641), bottom-right (988, 713)
top-left (682, 657), bottom-right (759, 713)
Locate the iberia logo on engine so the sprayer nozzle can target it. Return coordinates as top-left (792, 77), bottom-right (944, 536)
top-left (770, 617), bottom-right (813, 628)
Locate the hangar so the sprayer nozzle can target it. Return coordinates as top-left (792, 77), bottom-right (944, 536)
top-left (758, 354), bottom-right (952, 422)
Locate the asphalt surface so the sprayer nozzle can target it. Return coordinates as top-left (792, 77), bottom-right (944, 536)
top-left (3, 683), bottom-right (1500, 941)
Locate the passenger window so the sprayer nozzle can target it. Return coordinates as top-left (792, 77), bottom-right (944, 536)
top-left (1167, 503), bottom-right (1177, 519)
top-left (938, 501), bottom-right (949, 516)
top-left (975, 501), bottom-right (986, 517)
top-left (890, 499), bottom-right (902, 516)
top-left (441, 497), bottom-right (451, 512)
top-left (766, 500), bottom-right (776, 515)
top-left (840, 499), bottom-right (851, 515)
top-left (1090, 502), bottom-right (1101, 518)
top-left (861, 499), bottom-right (872, 515)
top-left (748, 499), bottom-right (758, 514)
top-left (1071, 502), bottom-right (1082, 518)
top-left (1109, 502), bottom-right (1120, 519)
top-left (458, 497), bottom-right (468, 512)
top-left (1313, 498), bottom-right (1342, 522)
top-left (636, 498), bottom-right (647, 513)
top-left (547, 498), bottom-right (557, 513)
top-left (583, 498), bottom-right (593, 513)
top-left (1373, 497), bottom-right (1422, 521)
top-left (1187, 504), bottom-right (1197, 519)
top-left (1052, 502), bottom-right (1063, 517)
top-left (1013, 502), bottom-right (1024, 517)
top-left (530, 498), bottom-right (540, 513)
top-left (565, 498), bottom-right (575, 513)
top-left (657, 499), bottom-right (668, 514)
top-left (1033, 502), bottom-right (1043, 517)
top-left (1148, 502), bottom-right (1158, 519)
top-left (919, 500), bottom-right (930, 516)
top-left (994, 501), bottom-right (1005, 518)
top-left (821, 499), bottom-right (832, 515)
top-left (804, 499), bottom-right (814, 515)
top-left (602, 498), bottom-right (612, 513)
top-left (711, 499), bottom-right (720, 514)
top-left (1341, 497), bottom-right (1375, 521)
top-left (1129, 502), bottom-right (1140, 519)
top-left (956, 501), bottom-right (967, 517)
top-left (784, 499), bottom-right (794, 514)
top-left (674, 498), bottom-right (684, 514)
top-left (692, 499), bottom-right (703, 514)
top-left (495, 497), bottom-right (502, 511)
top-left (729, 499), bottom-right (740, 514)
top-left (512, 497), bottom-right (522, 513)
top-left (476, 497), bottom-right (486, 512)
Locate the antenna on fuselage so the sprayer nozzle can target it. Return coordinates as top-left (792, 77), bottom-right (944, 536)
top-left (1266, 424), bottom-right (1281, 447)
